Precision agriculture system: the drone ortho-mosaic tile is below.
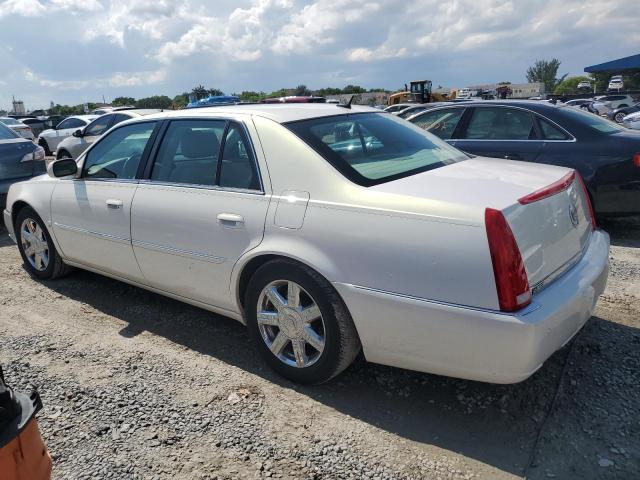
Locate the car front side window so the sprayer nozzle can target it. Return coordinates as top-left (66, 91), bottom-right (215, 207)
top-left (59, 118), bottom-right (85, 130)
top-left (410, 108), bottom-right (464, 139)
top-left (82, 122), bottom-right (156, 180)
top-left (84, 115), bottom-right (114, 137)
top-left (463, 107), bottom-right (535, 140)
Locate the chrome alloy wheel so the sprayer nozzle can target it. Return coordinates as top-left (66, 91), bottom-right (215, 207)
top-left (257, 280), bottom-right (326, 368)
top-left (20, 218), bottom-right (49, 271)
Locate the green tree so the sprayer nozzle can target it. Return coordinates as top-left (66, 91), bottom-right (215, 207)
top-left (294, 84), bottom-right (311, 96)
top-left (342, 84), bottom-right (366, 94)
top-left (172, 92), bottom-right (190, 109)
top-left (526, 59), bottom-right (567, 93)
top-left (208, 88), bottom-right (224, 97)
top-left (554, 76), bottom-right (593, 95)
top-left (191, 85), bottom-right (208, 100)
top-left (238, 91), bottom-right (266, 102)
top-left (112, 96), bottom-right (136, 107)
top-left (135, 95), bottom-right (172, 109)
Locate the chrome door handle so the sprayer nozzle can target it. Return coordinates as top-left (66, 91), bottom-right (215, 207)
top-left (106, 199), bottom-right (123, 209)
top-left (217, 213), bottom-right (244, 227)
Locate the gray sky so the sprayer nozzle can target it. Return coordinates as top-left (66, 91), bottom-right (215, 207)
top-left (0, 0), bottom-right (637, 110)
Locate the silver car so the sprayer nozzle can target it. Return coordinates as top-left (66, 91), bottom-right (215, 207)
top-left (0, 117), bottom-right (35, 140)
top-left (56, 109), bottom-right (161, 159)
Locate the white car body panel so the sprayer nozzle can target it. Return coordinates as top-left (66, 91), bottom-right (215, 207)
top-left (2, 104), bottom-right (610, 383)
top-left (623, 111), bottom-right (640, 130)
top-left (38, 115), bottom-right (97, 151)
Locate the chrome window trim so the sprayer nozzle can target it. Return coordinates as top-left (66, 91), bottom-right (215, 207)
top-left (136, 179), bottom-right (265, 196)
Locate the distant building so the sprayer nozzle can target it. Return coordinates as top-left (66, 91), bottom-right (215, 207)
top-left (464, 82), bottom-right (545, 99)
top-left (326, 91), bottom-right (389, 106)
top-left (11, 96), bottom-right (25, 115)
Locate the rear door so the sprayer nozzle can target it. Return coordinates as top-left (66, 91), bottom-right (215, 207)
top-left (131, 118), bottom-right (269, 311)
top-left (455, 106), bottom-right (543, 161)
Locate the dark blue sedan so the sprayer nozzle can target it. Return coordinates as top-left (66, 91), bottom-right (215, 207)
top-left (407, 100), bottom-right (640, 217)
top-left (0, 122), bottom-right (45, 209)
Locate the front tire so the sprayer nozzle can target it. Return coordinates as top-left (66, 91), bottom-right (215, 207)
top-left (38, 138), bottom-right (51, 156)
top-left (245, 259), bottom-right (361, 384)
top-left (614, 112), bottom-right (626, 123)
top-left (57, 149), bottom-right (72, 160)
top-left (15, 207), bottom-right (72, 280)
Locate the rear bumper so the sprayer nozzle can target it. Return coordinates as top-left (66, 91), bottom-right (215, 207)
top-left (334, 229), bottom-right (610, 384)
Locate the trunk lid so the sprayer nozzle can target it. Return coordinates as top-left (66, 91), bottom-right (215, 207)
top-left (370, 156), bottom-right (592, 289)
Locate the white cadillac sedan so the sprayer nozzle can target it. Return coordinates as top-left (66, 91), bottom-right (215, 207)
top-left (3, 104), bottom-right (609, 384)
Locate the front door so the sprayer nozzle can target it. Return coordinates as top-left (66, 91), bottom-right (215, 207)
top-left (51, 121), bottom-right (158, 281)
top-left (131, 119), bottom-right (269, 311)
top-left (454, 106), bottom-right (543, 162)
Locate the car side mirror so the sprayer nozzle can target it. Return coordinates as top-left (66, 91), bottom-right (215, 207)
top-left (72, 129), bottom-right (84, 138)
top-left (47, 158), bottom-right (78, 178)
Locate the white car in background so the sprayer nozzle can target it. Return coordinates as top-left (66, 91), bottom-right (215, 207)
top-left (55, 109), bottom-right (162, 160)
top-left (608, 75), bottom-right (623, 91)
top-left (37, 115), bottom-right (97, 156)
top-left (577, 80), bottom-right (592, 90)
top-left (622, 111), bottom-right (640, 130)
top-left (3, 104), bottom-right (609, 385)
top-left (0, 117), bottom-right (35, 140)
top-left (592, 95), bottom-right (634, 115)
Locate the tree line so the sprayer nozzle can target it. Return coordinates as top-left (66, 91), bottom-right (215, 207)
top-left (46, 84), bottom-right (391, 115)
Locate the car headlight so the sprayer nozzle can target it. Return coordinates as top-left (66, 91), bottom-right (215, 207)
top-left (21, 146), bottom-right (46, 162)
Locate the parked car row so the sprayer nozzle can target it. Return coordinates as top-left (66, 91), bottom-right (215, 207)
top-left (3, 103), bottom-right (609, 386)
top-left (405, 100), bottom-right (640, 217)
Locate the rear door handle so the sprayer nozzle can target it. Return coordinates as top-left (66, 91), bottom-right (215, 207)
top-left (217, 213), bottom-right (245, 227)
top-left (504, 153), bottom-right (522, 160)
top-left (106, 199), bottom-right (123, 209)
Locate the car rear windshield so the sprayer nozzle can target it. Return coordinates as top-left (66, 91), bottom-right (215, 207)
top-left (558, 107), bottom-right (623, 134)
top-left (285, 112), bottom-right (468, 186)
top-left (0, 122), bottom-right (18, 139)
top-left (0, 118), bottom-right (21, 126)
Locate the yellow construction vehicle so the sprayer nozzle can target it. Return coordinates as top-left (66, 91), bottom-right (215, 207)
top-left (387, 80), bottom-right (449, 106)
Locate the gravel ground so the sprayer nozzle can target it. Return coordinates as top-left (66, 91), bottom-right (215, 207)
top-left (1, 217), bottom-right (638, 480)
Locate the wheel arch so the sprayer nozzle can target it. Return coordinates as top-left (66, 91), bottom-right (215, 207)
top-left (233, 244), bottom-right (344, 315)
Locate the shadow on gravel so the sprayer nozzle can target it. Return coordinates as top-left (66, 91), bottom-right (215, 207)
top-left (1, 218), bottom-right (638, 477)
top-left (599, 215), bottom-right (640, 248)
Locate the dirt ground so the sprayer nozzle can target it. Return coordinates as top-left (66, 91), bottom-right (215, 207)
top-left (1, 217), bottom-right (638, 480)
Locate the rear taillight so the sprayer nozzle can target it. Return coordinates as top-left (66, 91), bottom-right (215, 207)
top-left (633, 153), bottom-right (640, 168)
top-left (518, 171), bottom-right (576, 205)
top-left (485, 208), bottom-right (532, 312)
top-left (576, 174), bottom-right (597, 231)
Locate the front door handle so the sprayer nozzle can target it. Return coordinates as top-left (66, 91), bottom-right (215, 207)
top-left (504, 153), bottom-right (522, 160)
top-left (217, 213), bottom-right (245, 227)
top-left (106, 199), bottom-right (123, 209)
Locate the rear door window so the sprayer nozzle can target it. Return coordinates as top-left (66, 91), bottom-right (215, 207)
top-left (463, 107), bottom-right (536, 140)
top-left (410, 108), bottom-right (465, 139)
top-left (219, 124), bottom-right (260, 190)
top-left (537, 117), bottom-right (570, 140)
top-left (58, 118), bottom-right (86, 130)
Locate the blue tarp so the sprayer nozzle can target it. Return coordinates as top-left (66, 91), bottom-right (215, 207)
top-left (186, 95), bottom-right (240, 108)
top-left (585, 54), bottom-right (640, 73)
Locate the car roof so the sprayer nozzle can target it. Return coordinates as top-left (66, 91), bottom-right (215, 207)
top-left (122, 109), bottom-right (163, 116)
top-left (69, 115), bottom-right (98, 120)
top-left (144, 104), bottom-right (381, 124)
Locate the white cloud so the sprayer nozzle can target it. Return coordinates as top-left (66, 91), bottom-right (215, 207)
top-left (24, 68), bottom-right (166, 90)
top-left (0, 0), bottom-right (46, 18)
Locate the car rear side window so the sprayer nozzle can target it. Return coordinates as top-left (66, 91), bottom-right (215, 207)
top-left (58, 118), bottom-right (86, 130)
top-left (558, 107), bottom-right (622, 134)
top-left (410, 108), bottom-right (464, 139)
top-left (219, 124), bottom-right (260, 190)
top-left (537, 117), bottom-right (570, 140)
top-left (285, 112), bottom-right (467, 186)
top-left (463, 107), bottom-right (535, 140)
top-left (151, 120), bottom-right (226, 186)
top-left (83, 122), bottom-right (156, 180)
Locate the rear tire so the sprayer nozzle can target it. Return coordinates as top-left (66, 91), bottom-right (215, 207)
top-left (15, 207), bottom-right (72, 280)
top-left (38, 139), bottom-right (51, 156)
top-left (245, 259), bottom-right (361, 384)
